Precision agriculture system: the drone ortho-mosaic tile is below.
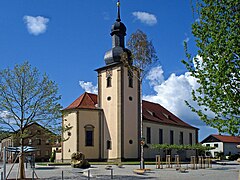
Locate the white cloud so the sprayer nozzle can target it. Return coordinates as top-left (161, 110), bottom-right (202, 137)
top-left (132, 11), bottom-right (157, 26)
top-left (0, 111), bottom-right (11, 119)
top-left (146, 66), bottom-right (164, 86)
top-left (79, 81), bottom-right (98, 94)
top-left (143, 66), bottom-right (205, 126)
top-left (23, 16), bottom-right (49, 35)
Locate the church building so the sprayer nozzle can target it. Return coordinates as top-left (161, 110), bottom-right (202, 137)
top-left (62, 1), bottom-right (198, 162)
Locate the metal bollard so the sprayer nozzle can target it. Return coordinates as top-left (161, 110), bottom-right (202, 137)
top-left (1, 171), bottom-right (3, 180)
top-left (32, 167), bottom-right (34, 180)
top-left (110, 169), bottom-right (113, 179)
top-left (62, 170), bottom-right (64, 180)
top-left (87, 170), bottom-right (90, 180)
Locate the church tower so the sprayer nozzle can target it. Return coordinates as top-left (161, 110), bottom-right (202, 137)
top-left (96, 0), bottom-right (140, 161)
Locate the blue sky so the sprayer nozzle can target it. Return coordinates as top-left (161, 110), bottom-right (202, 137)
top-left (0, 0), bottom-right (218, 140)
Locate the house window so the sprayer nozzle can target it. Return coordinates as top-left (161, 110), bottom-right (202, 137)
top-left (28, 139), bottom-right (32, 145)
top-left (179, 132), bottom-right (183, 145)
top-left (189, 133), bottom-right (193, 145)
top-left (107, 140), bottom-right (111, 150)
top-left (146, 127), bottom-right (151, 144)
top-left (37, 139), bottom-right (41, 145)
top-left (170, 130), bottom-right (174, 145)
top-left (206, 144), bottom-right (210, 147)
top-left (46, 139), bottom-right (50, 145)
top-left (214, 144), bottom-right (218, 148)
top-left (36, 130), bottom-right (41, 135)
top-left (45, 150), bottom-right (49, 156)
top-left (36, 150), bottom-right (41, 156)
top-left (85, 125), bottom-right (94, 146)
top-left (107, 77), bottom-right (112, 87)
top-left (159, 129), bottom-right (163, 144)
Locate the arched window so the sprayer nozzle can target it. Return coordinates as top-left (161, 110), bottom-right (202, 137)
top-left (107, 77), bottom-right (112, 87)
top-left (84, 125), bottom-right (94, 146)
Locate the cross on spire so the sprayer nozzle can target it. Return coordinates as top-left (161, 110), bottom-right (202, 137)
top-left (116, 0), bottom-right (121, 22)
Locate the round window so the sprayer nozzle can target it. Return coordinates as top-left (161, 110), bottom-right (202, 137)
top-left (107, 96), bottom-right (111, 101)
top-left (129, 140), bottom-right (133, 144)
top-left (129, 96), bottom-right (133, 101)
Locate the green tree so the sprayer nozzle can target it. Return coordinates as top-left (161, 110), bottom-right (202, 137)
top-left (183, 0), bottom-right (240, 135)
top-left (122, 29), bottom-right (158, 169)
top-left (0, 62), bottom-right (62, 179)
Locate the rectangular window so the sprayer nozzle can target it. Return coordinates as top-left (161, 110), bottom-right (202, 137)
top-left (37, 139), bottom-right (41, 145)
top-left (170, 130), bottom-right (174, 145)
top-left (179, 132), bottom-right (183, 145)
top-left (206, 144), bottom-right (210, 147)
top-left (86, 130), bottom-right (93, 146)
top-left (36, 150), bottom-right (41, 156)
top-left (189, 133), bottom-right (193, 145)
top-left (45, 150), bottom-right (49, 156)
top-left (146, 127), bottom-right (151, 144)
top-left (214, 144), bottom-right (218, 148)
top-left (107, 140), bottom-right (112, 150)
top-left (45, 139), bottom-right (50, 145)
top-left (159, 129), bottom-right (163, 144)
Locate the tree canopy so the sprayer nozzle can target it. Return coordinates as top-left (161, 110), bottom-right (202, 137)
top-left (183, 0), bottom-right (240, 135)
top-left (0, 62), bottom-right (62, 133)
top-left (125, 29), bottom-right (158, 80)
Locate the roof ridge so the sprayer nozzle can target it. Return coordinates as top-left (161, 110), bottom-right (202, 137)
top-left (85, 92), bottom-right (97, 104)
top-left (79, 92), bottom-right (88, 107)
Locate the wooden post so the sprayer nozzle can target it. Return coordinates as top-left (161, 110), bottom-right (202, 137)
top-left (190, 156), bottom-right (197, 170)
top-left (156, 155), bottom-right (161, 169)
top-left (175, 155), bottom-right (180, 168)
top-left (198, 156), bottom-right (204, 169)
top-left (166, 155), bottom-right (171, 168)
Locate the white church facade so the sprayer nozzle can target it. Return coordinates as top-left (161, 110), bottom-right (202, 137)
top-left (62, 1), bottom-right (198, 162)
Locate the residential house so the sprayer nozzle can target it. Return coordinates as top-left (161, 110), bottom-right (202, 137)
top-left (201, 134), bottom-right (240, 157)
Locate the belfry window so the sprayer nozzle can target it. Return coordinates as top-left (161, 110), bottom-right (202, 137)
top-left (128, 70), bottom-right (133, 88)
top-left (107, 77), bottom-right (112, 87)
top-left (85, 125), bottom-right (94, 146)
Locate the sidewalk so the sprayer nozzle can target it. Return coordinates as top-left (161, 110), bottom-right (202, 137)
top-left (3, 162), bottom-right (240, 180)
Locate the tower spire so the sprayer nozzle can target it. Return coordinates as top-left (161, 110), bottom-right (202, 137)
top-left (116, 0), bottom-right (121, 22)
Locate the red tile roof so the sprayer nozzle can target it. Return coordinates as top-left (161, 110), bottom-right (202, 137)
top-left (211, 134), bottom-right (240, 143)
top-left (64, 92), bottom-right (197, 129)
top-left (65, 92), bottom-right (98, 110)
top-left (142, 100), bottom-right (197, 129)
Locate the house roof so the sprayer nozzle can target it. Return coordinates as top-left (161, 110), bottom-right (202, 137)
top-left (64, 92), bottom-right (197, 129)
top-left (201, 134), bottom-right (240, 143)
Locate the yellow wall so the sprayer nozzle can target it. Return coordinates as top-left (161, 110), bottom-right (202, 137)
top-left (62, 111), bottom-right (78, 160)
top-left (78, 110), bottom-right (100, 159)
top-left (62, 109), bottom-right (101, 161)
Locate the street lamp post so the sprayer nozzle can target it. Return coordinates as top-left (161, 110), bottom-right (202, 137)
top-left (140, 137), bottom-right (145, 169)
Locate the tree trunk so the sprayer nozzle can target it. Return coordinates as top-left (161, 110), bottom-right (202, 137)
top-left (19, 139), bottom-right (25, 179)
top-left (139, 80), bottom-right (144, 169)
